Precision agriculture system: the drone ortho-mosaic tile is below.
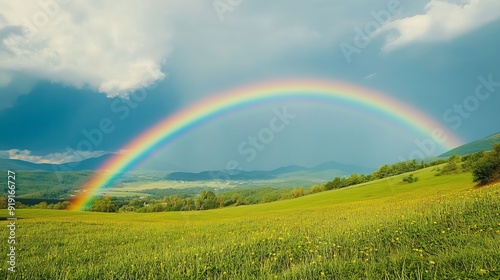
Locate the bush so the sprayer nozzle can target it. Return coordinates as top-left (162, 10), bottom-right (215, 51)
top-left (462, 151), bottom-right (485, 171)
top-left (472, 144), bottom-right (500, 185)
top-left (90, 196), bottom-right (118, 212)
top-left (436, 155), bottom-right (461, 176)
top-left (309, 184), bottom-right (325, 194)
top-left (282, 187), bottom-right (305, 199)
top-left (402, 174), bottom-right (419, 184)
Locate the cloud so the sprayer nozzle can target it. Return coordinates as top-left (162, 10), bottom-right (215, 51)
top-left (363, 73), bottom-right (377, 80)
top-left (6, 149), bottom-right (107, 164)
top-left (377, 0), bottom-right (500, 51)
top-left (0, 1), bottom-right (195, 97)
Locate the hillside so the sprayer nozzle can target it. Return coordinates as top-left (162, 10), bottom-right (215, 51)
top-left (440, 132), bottom-right (500, 157)
top-left (4, 167), bottom-right (499, 279)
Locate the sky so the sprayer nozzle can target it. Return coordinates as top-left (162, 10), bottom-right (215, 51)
top-left (0, 0), bottom-right (499, 172)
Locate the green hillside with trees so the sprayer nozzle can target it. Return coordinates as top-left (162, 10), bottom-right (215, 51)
top-left (440, 132), bottom-right (500, 157)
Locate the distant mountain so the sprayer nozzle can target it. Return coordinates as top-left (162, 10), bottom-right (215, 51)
top-left (165, 160), bottom-right (374, 181)
top-left (0, 158), bottom-right (56, 171)
top-left (0, 155), bottom-right (374, 181)
top-left (0, 154), bottom-right (113, 171)
top-left (439, 132), bottom-right (500, 157)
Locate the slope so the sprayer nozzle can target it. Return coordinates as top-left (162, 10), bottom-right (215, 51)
top-left (440, 132), bottom-right (500, 157)
top-left (7, 167), bottom-right (499, 279)
top-left (20, 165), bottom-right (475, 221)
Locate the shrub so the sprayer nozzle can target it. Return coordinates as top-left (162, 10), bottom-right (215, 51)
top-left (90, 196), bottom-right (118, 212)
top-left (309, 184), bottom-right (325, 194)
top-left (402, 174), bottom-right (419, 184)
top-left (436, 155), bottom-right (461, 176)
top-left (472, 144), bottom-right (500, 185)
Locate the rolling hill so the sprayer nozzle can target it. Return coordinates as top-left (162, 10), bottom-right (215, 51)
top-left (7, 166), bottom-right (500, 279)
top-left (440, 131), bottom-right (500, 157)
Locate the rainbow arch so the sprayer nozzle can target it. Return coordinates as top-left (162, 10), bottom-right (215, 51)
top-left (70, 79), bottom-right (463, 210)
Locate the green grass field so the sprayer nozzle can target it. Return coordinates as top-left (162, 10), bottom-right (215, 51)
top-left (2, 167), bottom-right (499, 279)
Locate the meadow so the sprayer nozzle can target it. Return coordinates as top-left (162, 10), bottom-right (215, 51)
top-left (1, 167), bottom-right (499, 279)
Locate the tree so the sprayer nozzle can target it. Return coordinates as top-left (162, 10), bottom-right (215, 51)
top-left (309, 184), bottom-right (325, 194)
top-left (437, 154), bottom-right (461, 175)
top-left (52, 201), bottom-right (70, 210)
top-left (216, 194), bottom-right (225, 208)
top-left (0, 197), bottom-right (7, 209)
top-left (472, 144), bottom-right (500, 185)
top-left (289, 187), bottom-right (305, 198)
top-left (33, 201), bottom-right (48, 209)
top-left (359, 174), bottom-right (371, 183)
top-left (462, 151), bottom-right (485, 171)
top-left (346, 173), bottom-right (360, 186)
top-left (195, 190), bottom-right (218, 210)
top-left (325, 177), bottom-right (347, 190)
top-left (373, 165), bottom-right (391, 179)
top-left (90, 196), bottom-right (117, 212)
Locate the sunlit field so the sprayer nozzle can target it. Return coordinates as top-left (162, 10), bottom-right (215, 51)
top-left (2, 167), bottom-right (499, 279)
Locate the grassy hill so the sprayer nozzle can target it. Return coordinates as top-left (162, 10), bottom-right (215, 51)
top-left (440, 132), bottom-right (500, 157)
top-left (2, 167), bottom-right (499, 279)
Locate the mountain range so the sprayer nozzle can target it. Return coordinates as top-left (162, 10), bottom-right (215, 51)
top-left (0, 154), bottom-right (114, 172)
top-left (1, 131), bottom-right (499, 179)
top-left (164, 161), bottom-right (374, 181)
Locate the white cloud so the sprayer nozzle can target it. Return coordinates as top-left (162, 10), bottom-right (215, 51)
top-left (0, 0), bottom-right (195, 97)
top-left (6, 149), bottom-right (107, 164)
top-left (377, 0), bottom-right (500, 51)
top-left (363, 73), bottom-right (377, 80)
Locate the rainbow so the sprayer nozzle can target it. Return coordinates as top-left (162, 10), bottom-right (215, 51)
top-left (69, 79), bottom-right (464, 211)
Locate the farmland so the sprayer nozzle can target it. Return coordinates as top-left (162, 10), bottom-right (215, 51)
top-left (1, 167), bottom-right (499, 279)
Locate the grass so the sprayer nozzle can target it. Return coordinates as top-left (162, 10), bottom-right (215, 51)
top-left (6, 169), bottom-right (334, 200)
top-left (1, 167), bottom-right (499, 279)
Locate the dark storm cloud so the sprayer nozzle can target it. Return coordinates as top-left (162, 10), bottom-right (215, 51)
top-left (0, 82), bottom-right (180, 155)
top-left (0, 0), bottom-right (499, 169)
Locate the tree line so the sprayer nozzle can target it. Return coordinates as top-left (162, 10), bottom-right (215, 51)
top-left (3, 144), bottom-right (499, 212)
